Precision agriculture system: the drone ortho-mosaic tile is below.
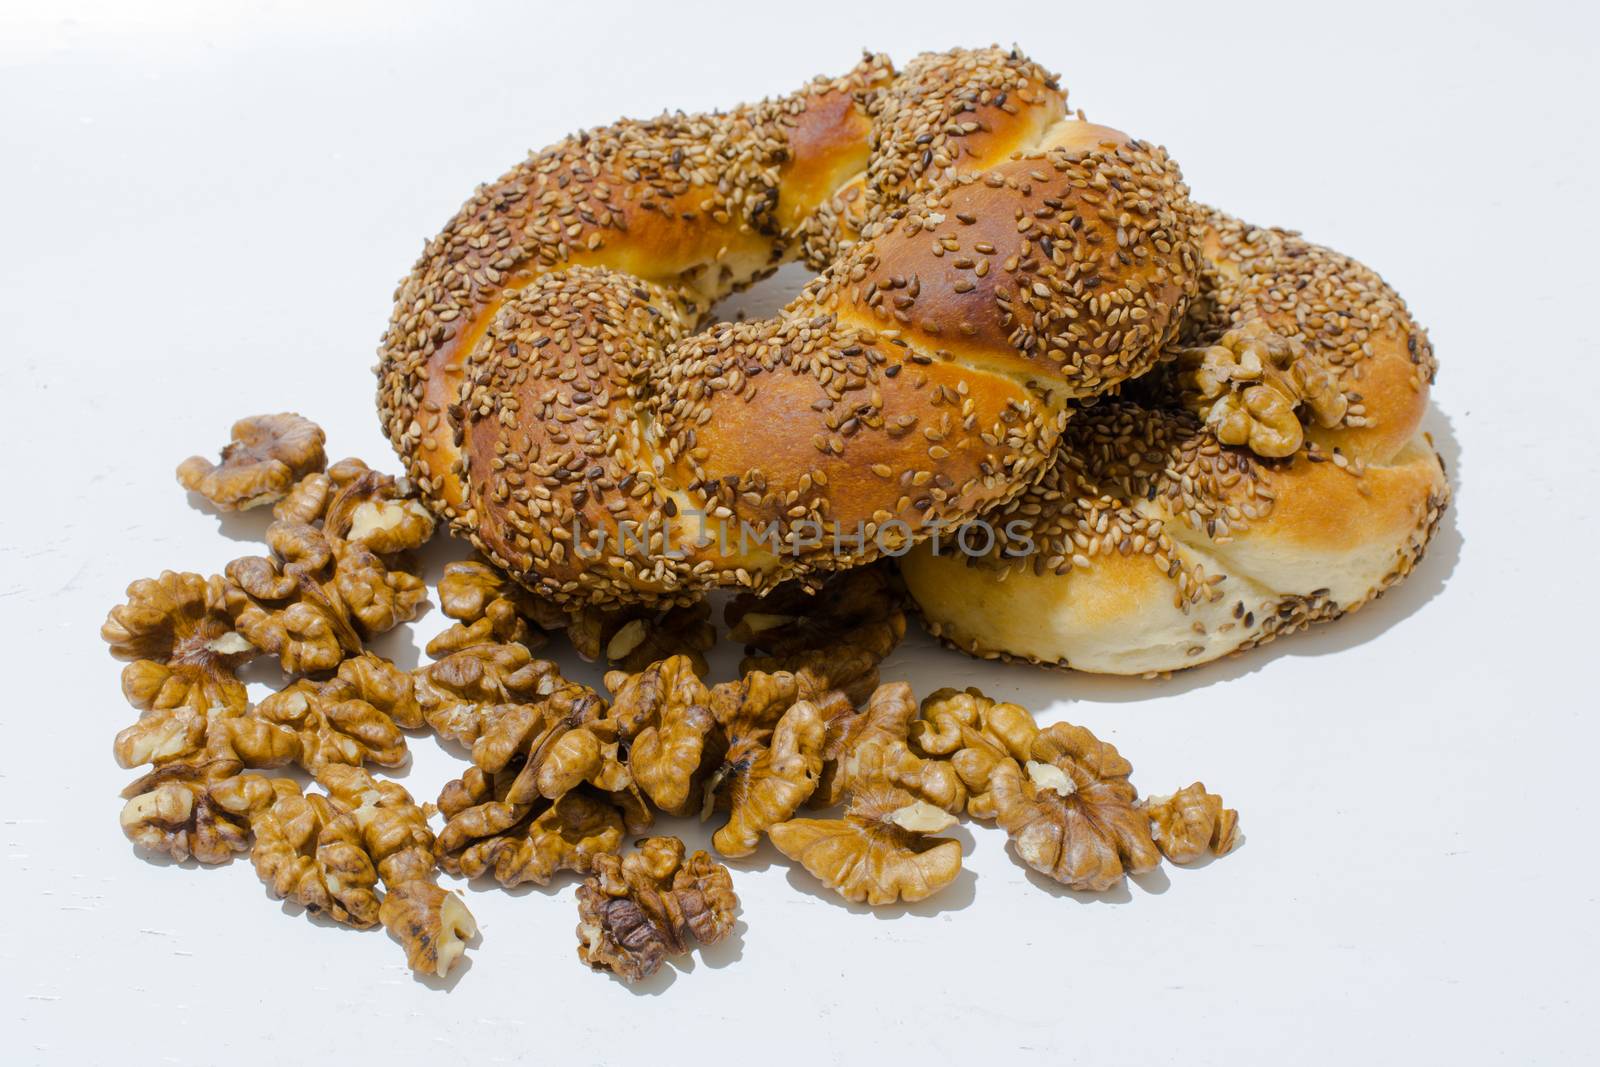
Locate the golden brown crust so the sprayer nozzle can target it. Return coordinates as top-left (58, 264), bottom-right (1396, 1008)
top-left (378, 55), bottom-right (894, 521)
top-left (379, 47), bottom-right (1201, 609)
top-left (797, 46), bottom-right (1067, 264)
top-left (654, 128), bottom-right (1198, 574)
top-left (839, 132), bottom-right (1196, 392)
top-left (645, 311), bottom-right (1059, 572)
top-left (902, 403), bottom-right (1448, 674)
top-left (777, 82), bottom-right (882, 235)
top-left (457, 268), bottom-right (696, 602)
top-left (902, 192), bottom-right (1447, 675)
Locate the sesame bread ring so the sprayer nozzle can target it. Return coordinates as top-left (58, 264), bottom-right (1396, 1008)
top-left (900, 213), bottom-right (1449, 674)
top-left (377, 47), bottom-right (1200, 609)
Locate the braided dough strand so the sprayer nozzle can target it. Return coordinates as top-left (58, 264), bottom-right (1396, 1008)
top-left (902, 210), bottom-right (1448, 674)
top-left (379, 48), bottom-right (1200, 608)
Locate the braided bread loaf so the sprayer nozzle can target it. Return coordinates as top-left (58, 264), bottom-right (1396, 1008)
top-left (900, 206), bottom-right (1449, 673)
top-left (378, 48), bottom-right (1198, 608)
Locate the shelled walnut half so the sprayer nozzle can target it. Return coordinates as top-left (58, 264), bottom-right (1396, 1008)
top-left (113, 701), bottom-right (300, 772)
top-left (435, 680), bottom-right (649, 879)
top-left (770, 784), bottom-right (964, 906)
top-left (176, 413), bottom-right (327, 511)
top-left (429, 560), bottom-right (565, 656)
top-left (378, 880), bottom-right (478, 978)
top-left (224, 520), bottom-right (426, 674)
top-left (214, 774), bottom-right (385, 926)
top-left (700, 673), bottom-right (828, 857)
top-left (412, 642), bottom-right (565, 745)
top-left (321, 463), bottom-right (435, 557)
top-left (102, 571), bottom-right (257, 716)
top-left (990, 722), bottom-right (1161, 892)
top-left (1172, 321), bottom-right (1348, 458)
top-left (270, 456), bottom-right (375, 524)
top-left (467, 684), bottom-right (618, 802)
top-left (912, 687), bottom-right (1039, 820)
top-left (256, 652), bottom-right (421, 773)
top-left (119, 758), bottom-right (259, 864)
top-left (816, 682), bottom-right (965, 812)
top-left (317, 766), bottom-right (477, 977)
top-left (441, 786), bottom-right (624, 889)
top-left (575, 837), bottom-right (738, 983)
top-left (710, 698), bottom-right (826, 858)
top-left (1143, 783), bottom-right (1240, 864)
top-left (604, 656), bottom-right (717, 816)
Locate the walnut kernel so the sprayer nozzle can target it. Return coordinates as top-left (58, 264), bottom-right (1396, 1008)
top-left (1175, 321), bottom-right (1349, 458)
top-left (770, 784), bottom-right (964, 906)
top-left (711, 697), bottom-right (826, 857)
top-left (176, 413), bottom-right (327, 511)
top-left (913, 687), bottom-right (1038, 819)
top-left (990, 722), bottom-right (1161, 891)
top-left (575, 837), bottom-right (738, 983)
top-left (1143, 782), bottom-right (1240, 864)
top-left (102, 571), bottom-right (256, 715)
top-left (225, 521), bottom-right (426, 673)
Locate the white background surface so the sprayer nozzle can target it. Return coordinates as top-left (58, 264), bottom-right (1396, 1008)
top-left (4, 1), bottom-right (1598, 1063)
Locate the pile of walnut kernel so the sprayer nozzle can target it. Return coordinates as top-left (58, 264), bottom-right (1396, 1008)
top-left (106, 414), bottom-right (1240, 984)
